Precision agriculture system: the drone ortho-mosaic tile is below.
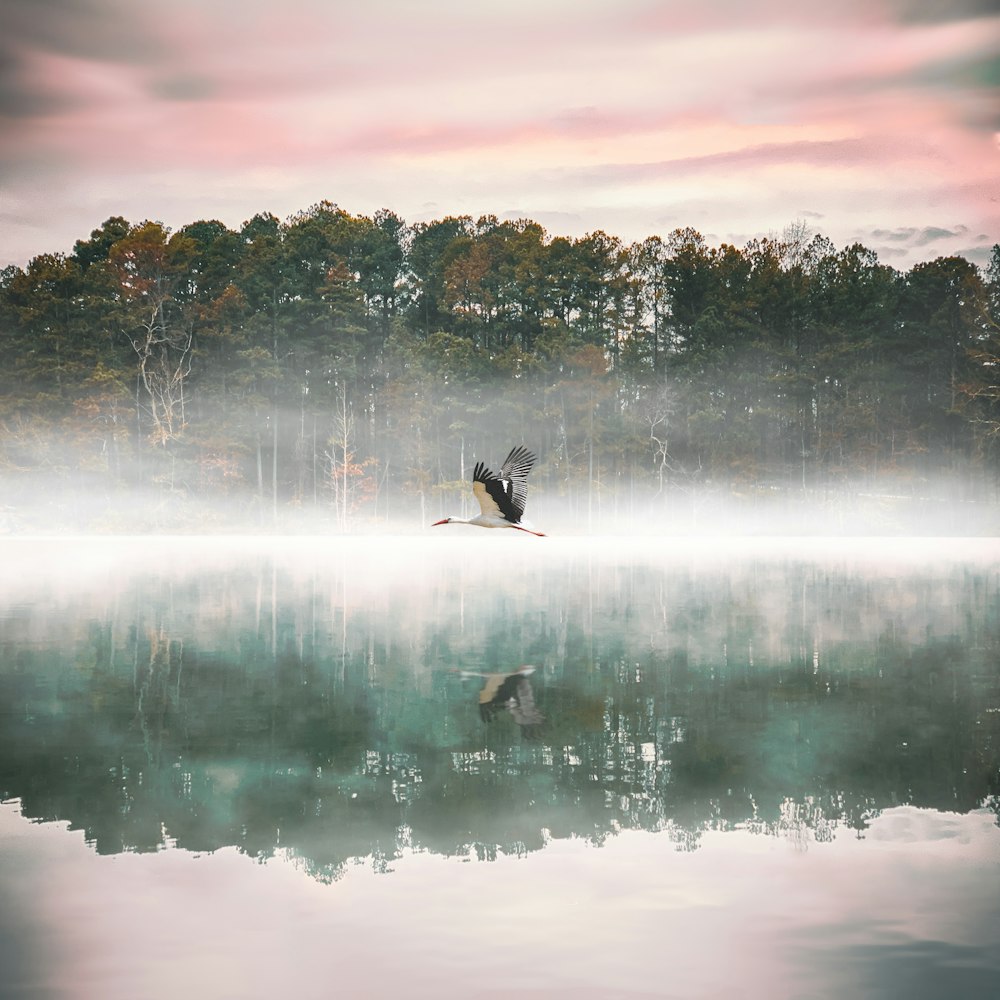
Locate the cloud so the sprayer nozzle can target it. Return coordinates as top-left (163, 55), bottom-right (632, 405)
top-left (911, 52), bottom-right (1000, 130)
top-left (956, 243), bottom-right (999, 269)
top-left (0, 1), bottom-right (160, 132)
top-left (148, 74), bottom-right (218, 103)
top-left (2, 0), bottom-right (162, 64)
top-left (568, 136), bottom-right (937, 189)
top-left (0, 48), bottom-right (69, 118)
top-left (0, 0), bottom-right (997, 271)
top-left (871, 225), bottom-right (972, 247)
top-left (886, 0), bottom-right (1000, 24)
top-left (862, 223), bottom-right (999, 268)
top-left (914, 224), bottom-right (970, 245)
top-left (871, 227), bottom-right (921, 242)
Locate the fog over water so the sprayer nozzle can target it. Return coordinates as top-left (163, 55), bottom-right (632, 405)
top-left (2, 475), bottom-right (998, 538)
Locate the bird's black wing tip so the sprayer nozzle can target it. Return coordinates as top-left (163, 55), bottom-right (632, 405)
top-left (502, 445), bottom-right (537, 472)
top-left (472, 460), bottom-right (495, 483)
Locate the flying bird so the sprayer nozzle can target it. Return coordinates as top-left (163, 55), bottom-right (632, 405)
top-left (432, 445), bottom-right (544, 535)
top-left (458, 665), bottom-right (545, 736)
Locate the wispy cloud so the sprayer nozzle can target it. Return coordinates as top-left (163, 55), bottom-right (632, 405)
top-left (872, 224), bottom-right (971, 246)
top-left (1, 0), bottom-right (997, 269)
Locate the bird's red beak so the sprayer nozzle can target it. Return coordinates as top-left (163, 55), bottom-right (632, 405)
top-left (431, 518), bottom-right (449, 526)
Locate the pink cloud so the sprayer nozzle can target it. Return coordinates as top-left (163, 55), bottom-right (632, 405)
top-left (1, 0), bottom-right (997, 269)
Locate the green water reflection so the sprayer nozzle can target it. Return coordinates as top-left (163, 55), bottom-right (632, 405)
top-left (1, 537), bottom-right (998, 881)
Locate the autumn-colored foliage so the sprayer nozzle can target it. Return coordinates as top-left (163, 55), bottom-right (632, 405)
top-left (1, 207), bottom-right (997, 531)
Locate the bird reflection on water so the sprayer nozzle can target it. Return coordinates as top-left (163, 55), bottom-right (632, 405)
top-left (458, 665), bottom-right (545, 738)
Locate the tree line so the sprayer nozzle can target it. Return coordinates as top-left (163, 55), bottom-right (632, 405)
top-left (1, 202), bottom-right (998, 531)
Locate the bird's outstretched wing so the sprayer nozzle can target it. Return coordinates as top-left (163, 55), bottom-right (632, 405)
top-left (508, 676), bottom-right (545, 729)
top-left (471, 446), bottom-right (536, 523)
top-left (476, 668), bottom-right (545, 735)
top-left (478, 673), bottom-right (509, 721)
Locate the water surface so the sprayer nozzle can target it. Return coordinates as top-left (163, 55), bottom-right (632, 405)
top-left (1, 535), bottom-right (998, 999)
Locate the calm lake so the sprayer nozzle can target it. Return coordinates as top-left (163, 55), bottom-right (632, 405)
top-left (1, 534), bottom-right (999, 999)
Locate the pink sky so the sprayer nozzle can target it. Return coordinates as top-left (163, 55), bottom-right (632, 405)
top-left (1, 0), bottom-right (998, 270)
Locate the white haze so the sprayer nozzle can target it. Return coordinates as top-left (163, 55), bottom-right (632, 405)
top-left (1, 476), bottom-right (998, 537)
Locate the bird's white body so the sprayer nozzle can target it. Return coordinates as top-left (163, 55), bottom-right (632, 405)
top-left (436, 513), bottom-right (543, 535)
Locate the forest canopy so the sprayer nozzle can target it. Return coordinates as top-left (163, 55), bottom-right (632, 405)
top-left (1, 203), bottom-right (999, 534)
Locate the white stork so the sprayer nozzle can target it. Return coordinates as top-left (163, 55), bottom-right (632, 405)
top-left (432, 445), bottom-right (544, 536)
top-left (458, 665), bottom-right (545, 735)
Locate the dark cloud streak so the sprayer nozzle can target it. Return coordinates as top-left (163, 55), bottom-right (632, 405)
top-left (914, 224), bottom-right (970, 246)
top-left (871, 225), bottom-right (971, 245)
top-left (913, 51), bottom-right (1000, 130)
top-left (887, 0), bottom-right (1000, 24)
top-left (0, 48), bottom-right (70, 119)
top-left (148, 74), bottom-right (219, 103)
top-left (0, 0), bottom-right (164, 120)
top-left (570, 136), bottom-right (925, 187)
top-left (864, 223), bottom-right (997, 269)
top-left (3, 0), bottom-right (163, 64)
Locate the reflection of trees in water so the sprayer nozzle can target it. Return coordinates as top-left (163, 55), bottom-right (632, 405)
top-left (1, 556), bottom-right (999, 879)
